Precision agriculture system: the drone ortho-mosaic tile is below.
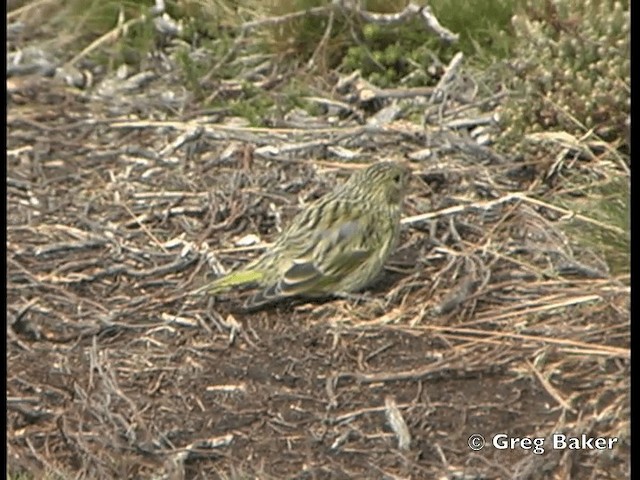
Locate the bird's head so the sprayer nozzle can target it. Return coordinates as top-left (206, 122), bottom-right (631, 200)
top-left (348, 161), bottom-right (411, 207)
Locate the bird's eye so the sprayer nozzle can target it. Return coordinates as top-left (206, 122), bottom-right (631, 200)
top-left (393, 173), bottom-right (402, 183)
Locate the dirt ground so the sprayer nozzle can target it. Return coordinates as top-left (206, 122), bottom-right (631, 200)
top-left (7, 19), bottom-right (630, 480)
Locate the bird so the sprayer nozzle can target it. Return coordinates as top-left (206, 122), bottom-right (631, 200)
top-left (198, 161), bottom-right (411, 308)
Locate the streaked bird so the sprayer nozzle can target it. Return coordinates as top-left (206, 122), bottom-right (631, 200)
top-left (199, 161), bottom-right (410, 308)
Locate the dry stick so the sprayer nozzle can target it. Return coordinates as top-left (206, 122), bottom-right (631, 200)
top-left (365, 86), bottom-right (435, 100)
top-left (237, 1), bottom-right (457, 38)
top-left (24, 437), bottom-right (68, 479)
top-left (426, 51), bottom-right (465, 128)
top-left (91, 336), bottom-right (147, 431)
top-left (201, 29), bottom-right (248, 90)
top-left (7, 327), bottom-right (34, 353)
top-left (456, 194), bottom-right (527, 269)
top-left (108, 119), bottom-right (400, 137)
top-left (158, 125), bottom-right (204, 158)
top-left (33, 239), bottom-right (108, 257)
top-left (512, 193), bottom-right (626, 235)
top-left (132, 191), bottom-right (208, 200)
top-left (425, 332), bottom-right (506, 347)
top-left (444, 113), bottom-right (496, 130)
top-left (401, 194), bottom-right (516, 224)
top-left (119, 201), bottom-right (169, 254)
top-left (65, 12), bottom-right (147, 68)
top-left (401, 191), bottom-right (626, 235)
top-left (357, 2), bottom-right (421, 24)
top-left (526, 359), bottom-right (576, 412)
top-left (240, 5), bottom-right (330, 32)
top-left (109, 121), bottom-right (420, 163)
top-left (338, 347), bottom-right (508, 384)
top-left (455, 240), bottom-right (546, 280)
top-left (7, 0), bottom-right (57, 20)
top-left (540, 95), bottom-right (630, 176)
top-left (331, 403), bottom-right (413, 424)
top-left (385, 396), bottom-right (411, 450)
top-left (441, 91), bottom-right (509, 118)
top-left (308, 7), bottom-right (335, 70)
top-left (467, 294), bottom-right (602, 323)
top-left (430, 51), bottom-right (464, 105)
top-left (410, 325), bottom-right (629, 359)
top-left (358, 2), bottom-right (458, 41)
top-left (169, 434), bottom-right (234, 457)
top-left (7, 257), bottom-right (110, 313)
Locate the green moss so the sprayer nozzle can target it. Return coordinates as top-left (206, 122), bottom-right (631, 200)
top-left (342, 18), bottom-right (440, 88)
top-left (281, 78), bottom-right (322, 114)
top-left (430, 0), bottom-right (524, 60)
top-left (340, 0), bottom-right (524, 87)
top-left (226, 83), bottom-right (276, 126)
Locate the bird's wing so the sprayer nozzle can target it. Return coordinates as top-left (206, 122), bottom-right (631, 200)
top-left (252, 214), bottom-right (379, 305)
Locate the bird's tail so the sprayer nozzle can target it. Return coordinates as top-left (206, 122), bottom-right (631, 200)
top-left (190, 269), bottom-right (264, 296)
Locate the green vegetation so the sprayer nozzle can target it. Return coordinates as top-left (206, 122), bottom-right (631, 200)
top-left (498, 0), bottom-right (629, 275)
top-left (49, 0), bottom-right (157, 66)
top-left (503, 0), bottom-right (629, 144)
top-left (559, 176), bottom-right (630, 275)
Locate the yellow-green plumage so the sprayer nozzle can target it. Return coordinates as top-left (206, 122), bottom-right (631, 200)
top-left (204, 161), bottom-right (410, 308)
